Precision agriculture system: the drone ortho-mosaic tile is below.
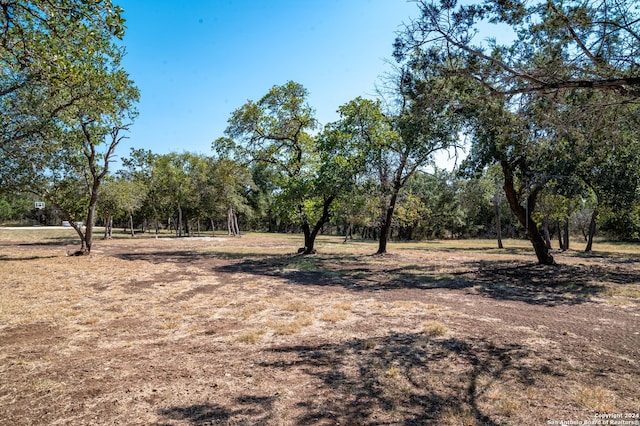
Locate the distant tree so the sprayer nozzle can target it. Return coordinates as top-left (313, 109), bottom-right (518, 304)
top-left (117, 178), bottom-right (148, 237)
top-left (152, 153), bottom-right (202, 237)
top-left (206, 158), bottom-right (254, 237)
top-left (122, 149), bottom-right (166, 237)
top-left (97, 177), bottom-right (121, 239)
top-left (457, 165), bottom-right (510, 246)
top-left (566, 101), bottom-right (640, 251)
top-left (246, 163), bottom-right (280, 232)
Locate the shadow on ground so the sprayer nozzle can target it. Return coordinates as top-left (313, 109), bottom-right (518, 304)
top-left (112, 247), bottom-right (640, 306)
top-left (156, 332), bottom-right (552, 425)
top-left (214, 254), bottom-right (629, 306)
top-left (117, 250), bottom-right (269, 264)
top-left (156, 396), bottom-right (277, 426)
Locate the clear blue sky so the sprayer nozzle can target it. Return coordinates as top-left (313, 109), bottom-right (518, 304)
top-left (115, 0), bottom-right (420, 161)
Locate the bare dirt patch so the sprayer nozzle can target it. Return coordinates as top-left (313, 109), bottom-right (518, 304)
top-left (1, 232), bottom-right (639, 425)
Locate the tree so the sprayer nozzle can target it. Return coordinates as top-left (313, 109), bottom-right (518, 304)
top-left (152, 153), bottom-right (200, 237)
top-left (563, 99), bottom-right (640, 251)
top-left (1, 0), bottom-right (127, 150)
top-left (117, 178), bottom-right (147, 237)
top-left (0, 1), bottom-right (138, 254)
top-left (97, 177), bottom-right (121, 239)
top-left (121, 149), bottom-right (164, 237)
top-left (395, 0), bottom-right (640, 264)
top-left (206, 158), bottom-right (254, 237)
top-left (215, 81), bottom-right (366, 254)
top-left (373, 70), bottom-right (460, 254)
top-left (461, 99), bottom-right (562, 264)
top-left (394, 0), bottom-right (640, 99)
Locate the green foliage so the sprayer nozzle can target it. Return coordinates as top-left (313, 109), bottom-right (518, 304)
top-left (0, 0), bottom-right (139, 251)
top-left (214, 82), bottom-right (370, 252)
top-left (395, 0), bottom-right (640, 99)
top-left (121, 150), bottom-right (255, 235)
top-left (1, 0), bottom-right (132, 149)
top-left (394, 0), bottom-right (640, 261)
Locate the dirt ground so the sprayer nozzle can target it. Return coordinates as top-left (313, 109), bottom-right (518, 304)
top-left (1, 231), bottom-right (639, 425)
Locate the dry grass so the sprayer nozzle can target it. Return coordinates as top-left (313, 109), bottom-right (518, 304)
top-left (283, 300), bottom-right (316, 312)
top-left (236, 329), bottom-right (266, 344)
top-left (267, 313), bottom-right (314, 335)
top-left (319, 309), bottom-right (349, 323)
top-left (439, 406), bottom-right (477, 426)
top-left (486, 387), bottom-right (521, 417)
top-left (423, 320), bottom-right (447, 337)
top-left (0, 230), bottom-right (638, 426)
top-left (606, 284), bottom-right (640, 299)
top-left (573, 385), bottom-right (617, 412)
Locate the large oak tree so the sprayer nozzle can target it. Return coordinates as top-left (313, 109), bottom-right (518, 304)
top-left (395, 0), bottom-right (640, 264)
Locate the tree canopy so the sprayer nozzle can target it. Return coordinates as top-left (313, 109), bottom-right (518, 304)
top-left (0, 0), bottom-right (138, 253)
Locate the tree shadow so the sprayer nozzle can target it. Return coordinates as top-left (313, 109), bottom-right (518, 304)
top-left (213, 253), bottom-right (627, 306)
top-left (155, 333), bottom-right (551, 425)
top-left (1, 238), bottom-right (80, 247)
top-left (112, 246), bottom-right (638, 306)
top-left (116, 250), bottom-right (269, 264)
top-left (400, 244), bottom-right (535, 256)
top-left (465, 261), bottom-right (614, 305)
top-left (263, 333), bottom-right (540, 425)
top-left (156, 395), bottom-right (276, 425)
top-left (0, 254), bottom-right (59, 261)
top-left (573, 250), bottom-right (640, 263)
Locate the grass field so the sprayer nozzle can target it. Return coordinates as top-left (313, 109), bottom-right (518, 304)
top-left (1, 229), bottom-right (639, 425)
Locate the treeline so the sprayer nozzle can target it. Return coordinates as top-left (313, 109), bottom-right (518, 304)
top-left (3, 149), bottom-right (637, 252)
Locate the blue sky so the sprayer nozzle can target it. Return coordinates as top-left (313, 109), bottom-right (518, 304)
top-left (115, 0), bottom-right (420, 161)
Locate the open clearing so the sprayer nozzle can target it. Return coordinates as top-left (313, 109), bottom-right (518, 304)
top-left (1, 229), bottom-right (639, 425)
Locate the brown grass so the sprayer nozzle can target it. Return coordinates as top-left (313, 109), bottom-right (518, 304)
top-left (423, 320), bottom-right (447, 336)
top-left (573, 385), bottom-right (616, 412)
top-left (0, 230), bottom-right (638, 426)
top-left (236, 329), bottom-right (266, 344)
top-left (319, 309), bottom-right (349, 323)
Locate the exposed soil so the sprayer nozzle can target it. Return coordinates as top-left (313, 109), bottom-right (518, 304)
top-left (1, 233), bottom-right (639, 425)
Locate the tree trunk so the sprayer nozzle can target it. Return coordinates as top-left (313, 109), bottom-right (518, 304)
top-left (177, 204), bottom-right (183, 237)
top-left (492, 194), bottom-right (503, 248)
top-left (82, 177), bottom-right (101, 253)
top-left (210, 218), bottom-right (215, 237)
top-left (153, 207), bottom-right (159, 239)
top-left (563, 217), bottom-right (570, 251)
top-left (300, 195), bottom-right (336, 254)
top-left (343, 223), bottom-right (351, 243)
top-left (303, 224), bottom-right (320, 254)
top-left (585, 209), bottom-right (598, 252)
top-left (103, 214), bottom-right (112, 240)
top-left (502, 164), bottom-right (555, 265)
top-left (542, 216), bottom-right (552, 249)
top-left (129, 212), bottom-right (135, 237)
top-left (377, 188), bottom-right (400, 255)
top-left (233, 212), bottom-right (240, 236)
top-left (227, 205), bottom-right (239, 236)
top-left (556, 219), bottom-right (563, 250)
